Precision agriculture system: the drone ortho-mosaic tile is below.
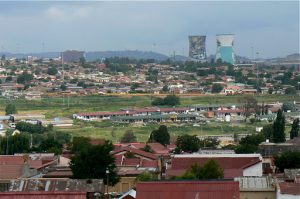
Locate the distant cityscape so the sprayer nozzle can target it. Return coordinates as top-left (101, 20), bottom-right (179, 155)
top-left (0, 1), bottom-right (299, 199)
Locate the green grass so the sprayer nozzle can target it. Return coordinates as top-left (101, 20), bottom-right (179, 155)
top-left (0, 94), bottom-right (297, 118)
top-left (0, 94), bottom-right (296, 142)
top-left (58, 120), bottom-right (257, 142)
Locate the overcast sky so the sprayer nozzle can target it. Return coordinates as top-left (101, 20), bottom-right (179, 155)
top-left (0, 1), bottom-right (299, 58)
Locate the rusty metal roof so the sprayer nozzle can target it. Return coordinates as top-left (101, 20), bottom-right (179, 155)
top-left (136, 181), bottom-right (240, 199)
top-left (4, 179), bottom-right (104, 193)
top-left (0, 191), bottom-right (86, 199)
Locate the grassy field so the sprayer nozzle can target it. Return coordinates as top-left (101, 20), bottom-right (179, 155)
top-left (0, 94), bottom-right (296, 142)
top-left (57, 120), bottom-right (258, 142)
top-left (0, 94), bottom-right (298, 118)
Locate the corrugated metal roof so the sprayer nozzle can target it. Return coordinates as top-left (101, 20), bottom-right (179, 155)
top-left (136, 181), bottom-right (240, 199)
top-left (0, 191), bottom-right (86, 199)
top-left (6, 179), bottom-right (104, 193)
top-left (234, 176), bottom-right (275, 191)
top-left (166, 155), bottom-right (261, 179)
top-left (279, 182), bottom-right (300, 195)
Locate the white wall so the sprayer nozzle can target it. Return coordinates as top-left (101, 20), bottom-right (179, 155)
top-left (243, 162), bottom-right (263, 176)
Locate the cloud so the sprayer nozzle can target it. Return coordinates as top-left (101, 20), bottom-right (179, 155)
top-left (44, 5), bottom-right (93, 22)
top-left (0, 1), bottom-right (298, 57)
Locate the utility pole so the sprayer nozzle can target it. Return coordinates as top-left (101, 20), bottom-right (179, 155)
top-left (30, 134), bottom-right (33, 149)
top-left (61, 52), bottom-right (64, 83)
top-left (6, 133), bottom-right (9, 155)
top-left (173, 51), bottom-right (176, 62)
top-left (256, 52), bottom-right (259, 92)
top-left (106, 169), bottom-right (110, 199)
top-left (68, 95), bottom-right (70, 108)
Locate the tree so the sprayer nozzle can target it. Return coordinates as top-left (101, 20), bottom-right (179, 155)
top-left (47, 67), bottom-right (58, 75)
top-left (239, 96), bottom-right (258, 119)
top-left (5, 76), bottom-right (12, 82)
top-left (71, 136), bottom-right (91, 154)
top-left (275, 151), bottom-right (300, 172)
top-left (141, 145), bottom-right (153, 153)
top-left (290, 118), bottom-right (299, 140)
top-left (120, 130), bottom-right (137, 143)
top-left (273, 109), bottom-right (286, 143)
top-left (199, 137), bottom-right (220, 149)
top-left (136, 171), bottom-right (158, 182)
top-left (234, 133), bottom-right (265, 154)
top-left (211, 84), bottom-right (223, 93)
top-left (163, 95), bottom-right (180, 106)
top-left (60, 84), bottom-right (67, 91)
top-left (5, 104), bottom-right (17, 115)
top-left (261, 124), bottom-right (273, 141)
top-left (38, 135), bottom-right (63, 154)
top-left (285, 87), bottom-right (296, 95)
top-left (202, 159), bottom-right (224, 179)
top-left (1, 54), bottom-right (5, 62)
top-left (16, 122), bottom-right (46, 134)
top-left (0, 133), bottom-right (30, 155)
top-left (162, 85), bottom-right (169, 92)
top-left (175, 134), bottom-right (200, 153)
top-left (70, 140), bottom-right (119, 185)
top-left (130, 83), bottom-right (139, 91)
top-left (151, 97), bottom-right (164, 106)
top-left (17, 72), bottom-right (33, 84)
top-left (79, 57), bottom-right (86, 66)
top-left (176, 160), bottom-right (224, 180)
top-left (151, 95), bottom-right (180, 106)
top-left (282, 102), bottom-right (296, 112)
top-left (149, 125), bottom-right (170, 146)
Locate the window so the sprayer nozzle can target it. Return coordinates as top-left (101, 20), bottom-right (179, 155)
top-left (0, 183), bottom-right (9, 192)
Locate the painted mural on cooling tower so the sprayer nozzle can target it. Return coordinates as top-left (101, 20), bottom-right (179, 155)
top-left (189, 36), bottom-right (206, 61)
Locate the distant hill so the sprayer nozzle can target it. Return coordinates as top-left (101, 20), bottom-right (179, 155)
top-left (285, 53), bottom-right (300, 61)
top-left (85, 50), bottom-right (169, 61)
top-left (2, 52), bottom-right (60, 59)
top-left (2, 50), bottom-right (171, 61)
top-left (2, 51), bottom-right (298, 63)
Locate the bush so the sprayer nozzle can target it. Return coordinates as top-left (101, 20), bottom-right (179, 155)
top-left (275, 151), bottom-right (300, 172)
top-left (151, 95), bottom-right (180, 106)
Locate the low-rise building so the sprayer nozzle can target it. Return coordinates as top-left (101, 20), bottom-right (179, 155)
top-left (136, 180), bottom-right (240, 199)
top-left (234, 176), bottom-right (276, 199)
top-left (166, 154), bottom-right (263, 179)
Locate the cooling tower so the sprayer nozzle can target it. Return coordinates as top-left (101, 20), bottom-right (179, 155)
top-left (216, 34), bottom-right (235, 65)
top-left (189, 36), bottom-right (206, 62)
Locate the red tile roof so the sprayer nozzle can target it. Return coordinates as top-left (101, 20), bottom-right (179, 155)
top-left (0, 156), bottom-right (25, 179)
top-left (171, 157), bottom-right (260, 170)
top-left (115, 142), bottom-right (170, 156)
top-left (0, 164), bottom-right (23, 179)
top-left (115, 155), bottom-right (158, 168)
top-left (136, 181), bottom-right (240, 199)
top-left (112, 147), bottom-right (158, 160)
top-left (141, 159), bottom-right (158, 168)
top-left (76, 107), bottom-right (189, 117)
top-left (279, 182), bottom-right (300, 195)
top-left (43, 170), bottom-right (73, 178)
top-left (167, 156), bottom-right (261, 179)
top-left (122, 158), bottom-right (140, 166)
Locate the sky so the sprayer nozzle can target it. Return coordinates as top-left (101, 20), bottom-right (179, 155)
top-left (0, 1), bottom-right (299, 58)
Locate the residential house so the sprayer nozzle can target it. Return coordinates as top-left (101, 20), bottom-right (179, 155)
top-left (166, 154), bottom-right (263, 179)
top-left (234, 176), bottom-right (276, 199)
top-left (0, 178), bottom-right (104, 199)
top-left (109, 147), bottom-right (161, 194)
top-left (258, 136), bottom-right (300, 157)
top-left (0, 154), bottom-right (63, 180)
top-left (136, 181), bottom-right (240, 199)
